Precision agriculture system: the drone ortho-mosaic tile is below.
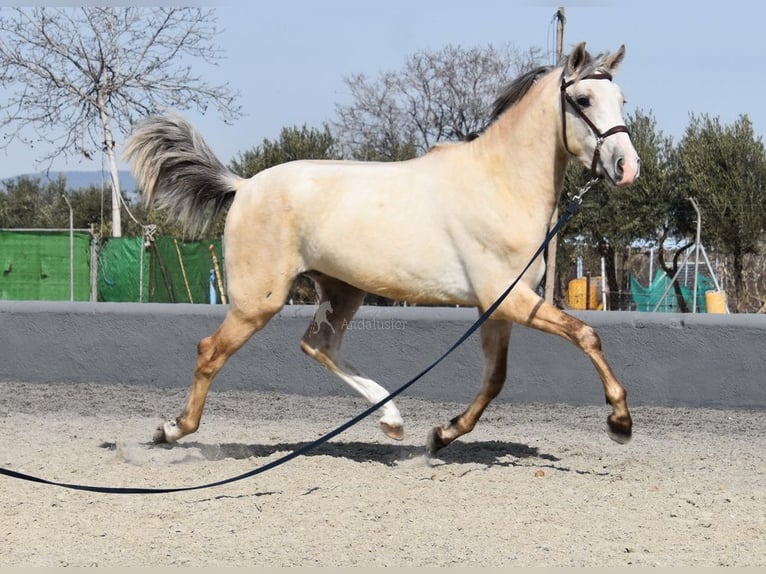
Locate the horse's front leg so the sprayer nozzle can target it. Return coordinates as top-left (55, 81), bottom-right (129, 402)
top-left (502, 288), bottom-right (632, 444)
top-left (427, 318), bottom-right (512, 454)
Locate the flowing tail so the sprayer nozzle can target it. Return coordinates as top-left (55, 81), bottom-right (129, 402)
top-left (123, 114), bottom-right (242, 236)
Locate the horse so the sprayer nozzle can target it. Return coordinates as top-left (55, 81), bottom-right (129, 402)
top-left (124, 42), bottom-right (640, 454)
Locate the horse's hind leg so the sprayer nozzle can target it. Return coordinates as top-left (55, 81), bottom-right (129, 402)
top-left (299, 274), bottom-right (405, 440)
top-left (154, 306), bottom-right (277, 443)
top-left (427, 318), bottom-right (511, 454)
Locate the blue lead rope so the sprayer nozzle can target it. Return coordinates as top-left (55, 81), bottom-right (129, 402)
top-left (0, 195), bottom-right (586, 495)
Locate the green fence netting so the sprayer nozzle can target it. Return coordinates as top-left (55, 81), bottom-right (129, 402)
top-left (1, 230), bottom-right (225, 303)
top-left (0, 230), bottom-right (92, 301)
top-left (97, 236), bottom-right (147, 302)
top-left (148, 237), bottom-right (224, 304)
top-left (97, 236), bottom-right (224, 303)
top-left (630, 270), bottom-right (715, 312)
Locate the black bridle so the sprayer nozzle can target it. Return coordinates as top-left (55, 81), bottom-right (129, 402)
top-left (560, 71), bottom-right (630, 179)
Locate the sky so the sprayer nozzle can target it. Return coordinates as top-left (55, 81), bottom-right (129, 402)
top-left (0, 1), bottom-right (763, 180)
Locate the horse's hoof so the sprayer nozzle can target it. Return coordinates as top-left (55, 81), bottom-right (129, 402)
top-left (425, 426), bottom-right (448, 456)
top-left (606, 414), bottom-right (632, 445)
top-left (153, 425), bottom-right (168, 444)
top-left (380, 421), bottom-right (405, 441)
top-left (152, 425), bottom-right (168, 444)
top-left (153, 419), bottom-right (181, 444)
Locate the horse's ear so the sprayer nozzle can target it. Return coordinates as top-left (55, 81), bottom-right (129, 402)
top-left (566, 42), bottom-right (589, 76)
top-left (604, 45), bottom-right (626, 74)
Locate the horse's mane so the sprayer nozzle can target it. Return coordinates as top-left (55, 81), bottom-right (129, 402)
top-left (430, 49), bottom-right (612, 147)
top-left (424, 66), bottom-right (553, 149)
top-left (488, 49), bottom-right (613, 126)
top-left (488, 66), bottom-right (554, 125)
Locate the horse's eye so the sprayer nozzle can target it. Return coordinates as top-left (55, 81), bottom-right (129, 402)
top-left (576, 96), bottom-right (591, 108)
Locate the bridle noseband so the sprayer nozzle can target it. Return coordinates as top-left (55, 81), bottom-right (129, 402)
top-left (560, 71), bottom-right (630, 179)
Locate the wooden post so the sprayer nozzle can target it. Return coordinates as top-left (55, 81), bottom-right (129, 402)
top-left (174, 239), bottom-right (194, 304)
top-left (544, 7), bottom-right (566, 305)
top-left (209, 243), bottom-right (227, 305)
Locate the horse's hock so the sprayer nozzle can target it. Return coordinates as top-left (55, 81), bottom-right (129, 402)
top-left (1, 301), bottom-right (764, 409)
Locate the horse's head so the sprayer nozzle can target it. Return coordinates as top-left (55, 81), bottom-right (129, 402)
top-left (560, 42), bottom-right (640, 187)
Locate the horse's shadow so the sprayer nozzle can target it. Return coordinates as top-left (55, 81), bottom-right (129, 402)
top-left (142, 438), bottom-right (592, 474)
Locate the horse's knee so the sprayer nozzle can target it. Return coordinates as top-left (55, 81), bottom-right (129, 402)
top-left (197, 335), bottom-right (214, 358)
top-left (197, 336), bottom-right (215, 361)
top-left (575, 323), bottom-right (602, 353)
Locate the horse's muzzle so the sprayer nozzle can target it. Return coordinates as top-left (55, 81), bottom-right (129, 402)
top-left (614, 153), bottom-right (640, 187)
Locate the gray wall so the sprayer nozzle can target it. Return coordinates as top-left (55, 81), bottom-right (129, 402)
top-left (1, 301), bottom-right (764, 408)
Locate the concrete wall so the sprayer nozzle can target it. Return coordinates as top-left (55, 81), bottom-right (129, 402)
top-left (1, 301), bottom-right (764, 408)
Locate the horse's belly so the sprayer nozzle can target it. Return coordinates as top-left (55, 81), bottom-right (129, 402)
top-left (312, 251), bottom-right (478, 306)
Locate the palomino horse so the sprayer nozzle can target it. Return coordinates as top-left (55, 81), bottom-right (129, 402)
top-left (125, 42), bottom-right (640, 453)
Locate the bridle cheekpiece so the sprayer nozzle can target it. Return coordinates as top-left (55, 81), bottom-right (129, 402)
top-left (560, 70), bottom-right (630, 179)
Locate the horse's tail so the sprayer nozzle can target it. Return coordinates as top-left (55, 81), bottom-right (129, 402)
top-left (124, 114), bottom-right (242, 236)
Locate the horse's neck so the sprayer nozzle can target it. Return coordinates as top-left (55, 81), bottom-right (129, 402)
top-left (476, 77), bottom-right (568, 210)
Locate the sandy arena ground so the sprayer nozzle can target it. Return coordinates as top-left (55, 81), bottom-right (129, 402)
top-left (0, 380), bottom-right (764, 567)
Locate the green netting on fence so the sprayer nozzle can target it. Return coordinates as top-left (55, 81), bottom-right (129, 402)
top-left (97, 236), bottom-right (224, 303)
top-left (630, 270), bottom-right (715, 312)
top-left (0, 230), bottom-right (225, 303)
top-left (0, 230), bottom-right (91, 301)
top-left (97, 236), bottom-right (148, 302)
top-left (149, 237), bottom-right (224, 304)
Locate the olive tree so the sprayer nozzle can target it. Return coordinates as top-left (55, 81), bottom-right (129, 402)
top-left (558, 109), bottom-right (681, 309)
top-left (675, 114), bottom-right (766, 311)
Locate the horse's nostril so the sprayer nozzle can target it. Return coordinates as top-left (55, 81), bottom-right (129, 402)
top-left (616, 157), bottom-right (625, 175)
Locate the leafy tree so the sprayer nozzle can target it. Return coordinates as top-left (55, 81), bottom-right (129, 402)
top-left (0, 175), bottom-right (137, 232)
top-left (334, 43), bottom-right (542, 161)
top-left (123, 197), bottom-right (196, 239)
top-left (675, 114), bottom-right (766, 311)
top-left (66, 186), bottom-right (110, 232)
top-left (230, 124), bottom-right (341, 178)
top-left (558, 109), bottom-right (680, 309)
top-left (0, 176), bottom-right (66, 228)
top-left (0, 7), bottom-right (241, 236)
top-left (627, 110), bottom-right (696, 311)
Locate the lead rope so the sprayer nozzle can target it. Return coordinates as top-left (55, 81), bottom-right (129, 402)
top-left (0, 180), bottom-right (597, 495)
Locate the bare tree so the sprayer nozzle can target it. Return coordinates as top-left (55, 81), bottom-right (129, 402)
top-left (334, 43), bottom-right (542, 161)
top-left (0, 7), bottom-right (241, 236)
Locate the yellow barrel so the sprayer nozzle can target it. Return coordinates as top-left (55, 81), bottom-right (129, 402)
top-left (705, 290), bottom-right (728, 314)
top-left (568, 277), bottom-right (602, 310)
